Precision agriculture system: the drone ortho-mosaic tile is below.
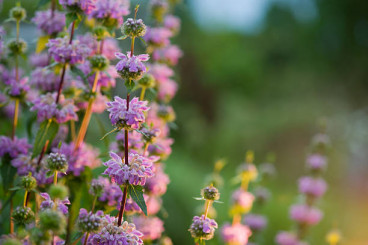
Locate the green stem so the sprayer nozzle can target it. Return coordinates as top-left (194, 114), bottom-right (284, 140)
top-left (140, 87), bottom-right (146, 100)
top-left (83, 232), bottom-right (89, 245)
top-left (16, 20), bottom-right (19, 42)
top-left (11, 99), bottom-right (19, 140)
top-left (91, 195), bottom-right (97, 212)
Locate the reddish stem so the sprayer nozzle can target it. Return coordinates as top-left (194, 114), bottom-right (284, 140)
top-left (117, 185), bottom-right (128, 226)
top-left (55, 63), bottom-right (67, 104)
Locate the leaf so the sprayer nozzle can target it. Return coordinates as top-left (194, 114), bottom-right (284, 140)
top-left (45, 62), bottom-right (58, 70)
top-left (138, 37), bottom-right (147, 46)
top-left (66, 12), bottom-right (82, 29)
top-left (1, 155), bottom-right (17, 193)
top-left (26, 114), bottom-right (37, 139)
top-left (36, 36), bottom-right (50, 53)
top-left (116, 35), bottom-right (128, 40)
top-left (32, 119), bottom-right (59, 159)
top-left (100, 127), bottom-right (119, 140)
top-left (70, 65), bottom-right (89, 86)
top-left (128, 184), bottom-right (147, 215)
top-left (9, 186), bottom-right (21, 191)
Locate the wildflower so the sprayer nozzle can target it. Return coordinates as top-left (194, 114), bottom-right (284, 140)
top-left (0, 136), bottom-right (30, 158)
top-left (90, 55), bottom-right (109, 70)
top-left (7, 39), bottom-right (27, 55)
top-left (99, 180), bottom-right (123, 206)
top-left (103, 152), bottom-right (155, 186)
top-left (244, 214), bottom-right (267, 232)
top-left (77, 208), bottom-right (103, 233)
top-left (59, 0), bottom-right (96, 15)
top-left (88, 215), bottom-right (143, 245)
top-left (122, 18), bottom-right (146, 38)
top-left (152, 45), bottom-right (183, 65)
top-left (32, 10), bottom-right (65, 35)
top-left (90, 0), bottom-right (129, 27)
top-left (201, 185), bottom-right (220, 201)
top-left (144, 27), bottom-right (172, 48)
top-left (12, 206), bottom-right (34, 226)
top-left (115, 52), bottom-right (149, 81)
top-left (306, 154), bottom-right (327, 171)
top-left (47, 37), bottom-right (91, 64)
top-left (145, 164), bottom-right (170, 196)
top-left (164, 15), bottom-right (181, 34)
top-left (89, 176), bottom-right (108, 196)
top-left (6, 77), bottom-right (30, 98)
top-left (289, 204), bottom-right (323, 225)
top-left (298, 176), bottom-right (327, 198)
top-left (39, 209), bottom-right (66, 234)
top-left (132, 216), bottom-right (164, 241)
top-left (40, 192), bottom-right (70, 215)
top-left (230, 188), bottom-right (255, 214)
top-left (30, 68), bottom-right (59, 92)
top-left (30, 92), bottom-right (78, 123)
top-left (21, 174), bottom-right (37, 191)
top-left (46, 152), bottom-right (69, 173)
top-left (9, 6), bottom-right (26, 21)
top-left (157, 79), bottom-right (178, 102)
top-left (150, 0), bottom-right (169, 22)
top-left (30, 53), bottom-right (49, 67)
top-left (106, 96), bottom-right (149, 130)
top-left (188, 215), bottom-right (218, 241)
top-left (221, 223), bottom-right (252, 245)
top-left (275, 231), bottom-right (303, 245)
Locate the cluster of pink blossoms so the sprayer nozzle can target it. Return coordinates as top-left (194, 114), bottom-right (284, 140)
top-left (32, 10), bottom-right (65, 35)
top-left (47, 37), bottom-right (91, 64)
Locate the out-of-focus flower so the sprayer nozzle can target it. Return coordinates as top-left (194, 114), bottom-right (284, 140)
top-left (90, 0), bottom-right (129, 27)
top-left (221, 223), bottom-right (252, 245)
top-left (7, 77), bottom-right (30, 98)
top-left (145, 164), bottom-right (170, 196)
top-left (47, 37), bottom-right (91, 64)
top-left (144, 27), bottom-right (172, 48)
top-left (30, 53), bottom-right (49, 67)
top-left (244, 214), bottom-right (267, 232)
top-left (0, 136), bottom-right (30, 158)
top-left (30, 68), bottom-right (59, 92)
top-left (32, 10), bottom-right (65, 35)
top-left (306, 154), bottom-right (327, 171)
top-left (40, 192), bottom-right (70, 215)
top-left (132, 216), bottom-right (164, 241)
top-left (189, 215), bottom-right (218, 241)
top-left (121, 18), bottom-right (146, 38)
top-left (201, 185), bottom-right (220, 201)
top-left (230, 188), bottom-right (255, 214)
top-left (99, 180), bottom-right (123, 206)
top-left (289, 204), bottom-right (323, 225)
top-left (164, 15), bottom-right (180, 34)
top-left (152, 45), bottom-right (183, 66)
top-left (275, 231), bottom-right (303, 245)
top-left (59, 0), bottom-right (96, 15)
top-left (78, 93), bottom-right (108, 113)
top-left (298, 176), bottom-right (327, 198)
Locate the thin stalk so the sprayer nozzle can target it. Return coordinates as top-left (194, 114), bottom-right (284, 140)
top-left (69, 21), bottom-right (76, 44)
top-left (117, 185), bottom-right (128, 226)
top-left (83, 232), bottom-right (89, 245)
top-left (53, 171), bottom-right (58, 185)
top-left (70, 121), bottom-right (76, 142)
top-left (91, 195), bottom-right (97, 212)
top-left (203, 200), bottom-right (212, 219)
top-left (37, 140), bottom-right (49, 167)
top-left (10, 199), bottom-right (13, 233)
top-left (11, 99), bottom-right (19, 140)
top-left (139, 87), bottom-right (146, 100)
top-left (55, 63), bottom-right (67, 104)
top-left (99, 39), bottom-right (104, 54)
top-left (23, 190), bottom-right (28, 207)
top-left (16, 20), bottom-right (20, 42)
top-left (51, 0), bottom-right (56, 17)
top-left (74, 71), bottom-right (100, 149)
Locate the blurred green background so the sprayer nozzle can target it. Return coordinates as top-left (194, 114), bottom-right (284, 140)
top-left (1, 0), bottom-right (368, 244)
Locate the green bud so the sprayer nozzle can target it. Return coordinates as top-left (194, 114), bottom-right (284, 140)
top-left (9, 6), bottom-right (26, 22)
top-left (49, 184), bottom-right (69, 200)
top-left (93, 26), bottom-right (109, 41)
top-left (21, 173), bottom-right (37, 191)
top-left (46, 153), bottom-right (68, 172)
top-left (138, 74), bottom-right (155, 88)
top-left (39, 209), bottom-right (66, 235)
top-left (90, 55), bottom-right (109, 71)
top-left (201, 185), bottom-right (220, 201)
top-left (30, 228), bottom-right (52, 245)
top-left (12, 206), bottom-right (34, 226)
top-left (121, 18), bottom-right (147, 38)
top-left (7, 39), bottom-right (27, 55)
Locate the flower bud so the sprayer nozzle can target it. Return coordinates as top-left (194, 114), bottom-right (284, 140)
top-left (138, 74), bottom-right (155, 88)
top-left (89, 178), bottom-right (105, 196)
top-left (7, 39), bottom-right (27, 55)
top-left (93, 26), bottom-right (109, 41)
top-left (121, 18), bottom-right (147, 38)
top-left (39, 209), bottom-right (66, 235)
top-left (49, 184), bottom-right (69, 200)
top-left (30, 228), bottom-right (52, 245)
top-left (46, 152), bottom-right (68, 173)
top-left (9, 6), bottom-right (26, 22)
top-left (201, 186), bottom-right (220, 201)
top-left (77, 208), bottom-right (103, 233)
top-left (12, 206), bottom-right (34, 226)
top-left (90, 55), bottom-right (109, 71)
top-left (21, 173), bottom-right (37, 191)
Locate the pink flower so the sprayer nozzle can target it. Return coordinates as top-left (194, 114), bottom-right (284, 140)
top-left (306, 154), bottom-right (327, 171)
top-left (164, 15), bottom-right (181, 34)
top-left (221, 223), bottom-right (252, 245)
top-left (152, 45), bottom-right (183, 66)
top-left (244, 214), bottom-right (267, 231)
top-left (231, 188), bottom-right (255, 209)
top-left (145, 164), bottom-right (170, 196)
top-left (289, 204), bottom-right (323, 225)
top-left (90, 0), bottom-right (129, 25)
top-left (47, 37), bottom-right (91, 64)
top-left (275, 231), bottom-right (303, 245)
top-left (144, 27), bottom-right (172, 47)
top-left (298, 176), bottom-right (327, 198)
top-left (132, 216), bottom-right (164, 241)
top-left (32, 10), bottom-right (65, 35)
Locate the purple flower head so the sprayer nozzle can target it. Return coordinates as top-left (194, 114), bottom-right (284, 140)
top-left (220, 223), bottom-right (252, 245)
top-left (88, 215), bottom-right (143, 245)
top-left (77, 208), bottom-right (103, 233)
top-left (99, 180), bottom-right (123, 206)
top-left (231, 188), bottom-right (255, 211)
top-left (30, 68), bottom-right (59, 92)
top-left (132, 216), bottom-right (164, 241)
top-left (32, 10), bottom-right (65, 35)
top-left (306, 154), bottom-right (327, 171)
top-left (40, 192), bottom-right (70, 215)
top-left (53, 142), bottom-right (101, 176)
top-left (244, 214), bottom-right (267, 231)
top-left (298, 176), bottom-right (327, 198)
top-left (111, 130), bottom-right (144, 152)
top-left (289, 204), bottom-right (323, 225)
top-left (115, 52), bottom-right (149, 80)
top-left (0, 136), bottom-right (30, 158)
top-left (158, 79), bottom-right (178, 102)
top-left (30, 53), bottom-right (49, 67)
top-left (90, 0), bottom-right (129, 26)
top-left (144, 27), bottom-right (172, 48)
top-left (103, 152), bottom-right (156, 186)
top-left (59, 0), bottom-right (96, 14)
top-left (106, 96), bottom-right (149, 130)
top-left (47, 37), bottom-right (91, 64)
top-left (145, 164), bottom-right (170, 196)
top-left (276, 231), bottom-right (300, 245)
top-left (189, 215), bottom-right (218, 240)
top-left (30, 92), bottom-right (78, 123)
top-left (147, 137), bottom-right (174, 159)
top-left (164, 15), bottom-right (181, 34)
top-left (152, 45), bottom-right (183, 66)
top-left (7, 77), bottom-right (30, 97)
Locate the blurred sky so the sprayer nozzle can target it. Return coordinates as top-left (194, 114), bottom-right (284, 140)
top-left (189, 0), bottom-right (318, 33)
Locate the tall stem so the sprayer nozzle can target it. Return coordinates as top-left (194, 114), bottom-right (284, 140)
top-left (139, 87), bottom-right (146, 100)
top-left (117, 185), bottom-right (128, 226)
top-left (74, 71), bottom-right (100, 149)
top-left (10, 199), bottom-right (14, 233)
top-left (23, 190), bottom-right (28, 207)
top-left (55, 63), bottom-right (67, 104)
top-left (53, 171), bottom-right (58, 185)
top-left (91, 196), bottom-right (97, 212)
top-left (37, 140), bottom-right (49, 167)
top-left (83, 232), bottom-right (89, 245)
top-left (11, 99), bottom-right (19, 140)
top-left (16, 20), bottom-right (19, 42)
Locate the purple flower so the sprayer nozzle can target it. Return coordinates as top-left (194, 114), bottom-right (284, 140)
top-left (53, 142), bottom-right (101, 176)
top-left (289, 204), bottom-right (323, 225)
top-left (231, 188), bottom-right (255, 211)
top-left (77, 208), bottom-right (103, 233)
top-left (0, 136), bottom-right (30, 158)
top-left (145, 164), bottom-right (170, 196)
top-left (152, 45), bottom-right (183, 66)
top-left (144, 27), bottom-right (172, 48)
top-left (275, 231), bottom-right (303, 245)
top-left (88, 215), bottom-right (143, 245)
top-left (189, 215), bottom-right (218, 240)
top-left (164, 15), bottom-right (181, 34)
top-left (103, 152), bottom-right (156, 186)
top-left (99, 180), bottom-right (123, 206)
top-left (157, 79), bottom-right (178, 102)
top-left (47, 37), bottom-right (91, 64)
top-left (220, 223), bottom-right (252, 245)
top-left (90, 0), bottom-right (129, 25)
top-left (30, 92), bottom-right (78, 123)
top-left (115, 52), bottom-right (149, 80)
top-left (298, 176), bottom-right (327, 198)
top-left (30, 53), bottom-right (49, 67)
top-left (111, 130), bottom-right (144, 152)
top-left (244, 214), bottom-right (267, 231)
top-left (11, 154), bottom-right (51, 185)
top-left (306, 154), bottom-right (327, 171)
top-left (7, 77), bottom-right (30, 97)
top-left (106, 96), bottom-right (149, 129)
top-left (59, 0), bottom-right (96, 14)
top-left (77, 93), bottom-right (108, 113)
top-left (32, 10), bottom-right (65, 35)
top-left (132, 216), bottom-right (164, 241)
top-left (40, 192), bottom-right (70, 215)
top-left (30, 68), bottom-right (59, 92)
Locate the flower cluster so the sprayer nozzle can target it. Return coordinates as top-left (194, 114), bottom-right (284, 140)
top-left (189, 215), bottom-right (218, 241)
top-left (32, 10), bottom-right (66, 35)
top-left (90, 0), bottom-right (130, 26)
top-left (47, 37), bottom-right (91, 64)
top-left (115, 52), bottom-right (150, 80)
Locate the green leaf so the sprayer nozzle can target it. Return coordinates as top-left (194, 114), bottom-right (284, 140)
top-left (138, 37), bottom-right (147, 46)
top-left (125, 80), bottom-right (135, 93)
top-left (32, 119), bottom-right (59, 159)
top-left (9, 186), bottom-right (21, 191)
top-left (1, 155), bottom-right (17, 193)
top-left (116, 35), bottom-right (128, 40)
top-left (70, 65), bottom-right (89, 86)
top-left (128, 184), bottom-right (147, 215)
top-left (66, 12), bottom-right (82, 29)
top-left (45, 62), bottom-right (58, 70)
